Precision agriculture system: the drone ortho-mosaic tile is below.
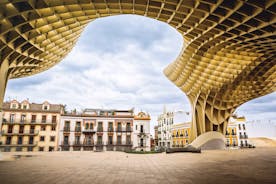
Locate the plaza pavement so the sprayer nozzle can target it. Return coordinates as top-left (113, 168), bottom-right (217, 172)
top-left (0, 148), bottom-right (276, 184)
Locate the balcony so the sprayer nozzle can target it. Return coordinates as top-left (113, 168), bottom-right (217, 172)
top-left (0, 141), bottom-right (38, 147)
top-left (60, 141), bottom-right (70, 147)
top-left (83, 142), bottom-right (94, 147)
top-left (115, 141), bottom-right (133, 146)
top-left (107, 127), bottom-right (114, 132)
top-left (75, 127), bottom-right (81, 132)
top-left (125, 141), bottom-right (133, 146)
top-left (72, 141), bottom-right (82, 147)
top-left (107, 141), bottom-right (114, 146)
top-left (126, 127), bottom-right (132, 132)
top-left (1, 120), bottom-right (29, 125)
top-left (97, 127), bottom-right (103, 132)
top-left (63, 127), bottom-right (70, 132)
top-left (96, 141), bottom-right (103, 146)
top-left (24, 130), bottom-right (39, 135)
top-left (1, 130), bottom-right (39, 135)
top-left (116, 127), bottom-right (123, 132)
top-left (239, 135), bottom-right (248, 139)
top-left (82, 129), bottom-right (96, 134)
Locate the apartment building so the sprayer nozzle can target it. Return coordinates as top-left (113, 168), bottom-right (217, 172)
top-left (0, 99), bottom-right (64, 152)
top-left (171, 122), bottom-right (191, 147)
top-left (168, 115), bottom-right (250, 149)
top-left (157, 107), bottom-right (191, 149)
top-left (226, 116), bottom-right (250, 148)
top-left (58, 109), bottom-right (151, 151)
top-left (133, 111), bottom-right (151, 151)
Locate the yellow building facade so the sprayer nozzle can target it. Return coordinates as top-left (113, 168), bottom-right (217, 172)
top-left (171, 115), bottom-right (249, 148)
top-left (0, 99), bottom-right (64, 152)
top-left (171, 123), bottom-right (191, 148)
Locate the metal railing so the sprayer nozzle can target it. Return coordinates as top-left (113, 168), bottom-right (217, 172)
top-left (75, 127), bottom-right (81, 132)
top-left (0, 141), bottom-right (38, 146)
top-left (107, 127), bottom-right (114, 132)
top-left (97, 127), bottom-right (103, 132)
top-left (1, 129), bottom-right (39, 135)
top-left (63, 127), bottom-right (70, 132)
top-left (82, 128), bottom-right (96, 133)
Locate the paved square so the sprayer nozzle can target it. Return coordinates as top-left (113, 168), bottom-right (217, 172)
top-left (1, 148), bottom-right (276, 184)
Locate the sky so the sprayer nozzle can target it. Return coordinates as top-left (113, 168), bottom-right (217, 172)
top-left (4, 15), bottom-right (276, 132)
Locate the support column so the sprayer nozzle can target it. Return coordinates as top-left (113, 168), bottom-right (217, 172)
top-left (188, 92), bottom-right (236, 143)
top-left (0, 59), bottom-right (9, 133)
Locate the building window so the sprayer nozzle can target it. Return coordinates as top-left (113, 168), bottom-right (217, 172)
top-left (27, 147), bottom-right (33, 152)
top-left (117, 122), bottom-right (122, 131)
top-left (64, 136), bottom-right (69, 145)
top-left (97, 136), bottom-right (102, 144)
top-left (42, 115), bottom-right (47, 123)
top-left (75, 136), bottom-right (80, 144)
top-left (140, 125), bottom-right (144, 133)
top-left (90, 123), bottom-right (94, 130)
top-left (23, 105), bottom-right (27, 109)
top-left (85, 123), bottom-right (89, 130)
top-left (126, 135), bottom-right (131, 144)
top-left (6, 137), bottom-right (12, 145)
top-left (52, 116), bottom-right (57, 123)
top-left (140, 138), bottom-right (144, 147)
top-left (40, 136), bottom-right (45, 142)
top-left (11, 103), bottom-right (17, 109)
top-left (39, 147), bottom-right (44, 151)
top-left (16, 147), bottom-right (22, 152)
top-left (31, 115), bottom-right (36, 123)
top-left (20, 114), bottom-right (26, 123)
top-left (43, 105), bottom-right (49, 110)
top-left (41, 126), bottom-right (46, 131)
top-left (64, 121), bottom-right (70, 131)
top-left (243, 124), bottom-right (246, 130)
top-left (238, 124), bottom-right (241, 130)
top-left (18, 136), bottom-right (23, 144)
top-left (108, 122), bottom-right (113, 131)
top-left (10, 114), bottom-right (15, 123)
top-left (136, 125), bottom-right (137, 130)
top-left (117, 136), bottom-right (122, 144)
top-left (126, 122), bottom-right (131, 131)
top-left (50, 136), bottom-right (55, 142)
top-left (108, 136), bottom-right (113, 144)
top-left (51, 125), bottom-right (56, 131)
top-left (49, 147), bottom-right (54, 152)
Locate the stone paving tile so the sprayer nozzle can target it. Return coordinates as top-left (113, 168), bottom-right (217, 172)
top-left (0, 148), bottom-right (276, 184)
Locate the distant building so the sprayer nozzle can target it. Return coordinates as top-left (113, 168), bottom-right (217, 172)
top-left (150, 135), bottom-right (155, 151)
top-left (226, 116), bottom-right (250, 148)
top-left (58, 109), bottom-right (151, 151)
top-left (157, 106), bottom-right (191, 149)
top-left (169, 115), bottom-right (251, 149)
top-left (133, 112), bottom-right (151, 151)
top-left (154, 125), bottom-right (158, 148)
top-left (171, 122), bottom-right (191, 147)
top-left (0, 99), bottom-right (64, 152)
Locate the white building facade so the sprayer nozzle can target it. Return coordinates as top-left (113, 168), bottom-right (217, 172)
top-left (157, 106), bottom-right (191, 149)
top-left (133, 112), bottom-right (151, 151)
top-left (58, 109), bottom-right (151, 151)
top-left (226, 116), bottom-right (250, 148)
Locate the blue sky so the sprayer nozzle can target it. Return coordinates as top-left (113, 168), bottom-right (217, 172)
top-left (5, 15), bottom-right (276, 128)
